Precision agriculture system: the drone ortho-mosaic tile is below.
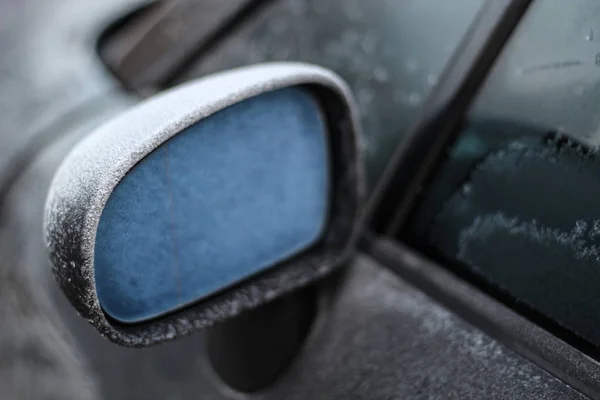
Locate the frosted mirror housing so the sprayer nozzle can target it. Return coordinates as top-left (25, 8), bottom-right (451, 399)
top-left (44, 63), bottom-right (363, 346)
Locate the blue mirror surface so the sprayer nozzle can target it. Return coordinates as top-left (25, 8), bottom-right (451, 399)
top-left (94, 87), bottom-right (330, 323)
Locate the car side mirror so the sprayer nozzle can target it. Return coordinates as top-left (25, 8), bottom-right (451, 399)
top-left (44, 63), bottom-right (363, 346)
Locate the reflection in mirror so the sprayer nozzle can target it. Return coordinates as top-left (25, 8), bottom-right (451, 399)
top-left (94, 87), bottom-right (330, 323)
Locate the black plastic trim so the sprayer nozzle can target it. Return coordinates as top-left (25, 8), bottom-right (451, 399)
top-left (364, 0), bottom-right (533, 235)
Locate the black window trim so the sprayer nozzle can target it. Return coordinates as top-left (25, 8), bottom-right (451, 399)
top-left (364, 0), bottom-right (533, 235)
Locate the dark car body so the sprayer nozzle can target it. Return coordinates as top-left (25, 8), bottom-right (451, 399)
top-left (0, 0), bottom-right (597, 399)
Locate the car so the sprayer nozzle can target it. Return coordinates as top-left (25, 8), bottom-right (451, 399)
top-left (1, 0), bottom-right (598, 399)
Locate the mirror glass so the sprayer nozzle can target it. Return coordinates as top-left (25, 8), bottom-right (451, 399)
top-left (94, 87), bottom-right (330, 323)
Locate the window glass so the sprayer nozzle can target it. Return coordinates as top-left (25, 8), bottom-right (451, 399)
top-left (409, 0), bottom-right (600, 347)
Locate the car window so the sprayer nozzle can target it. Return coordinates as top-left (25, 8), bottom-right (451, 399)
top-left (407, 0), bottom-right (600, 350)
